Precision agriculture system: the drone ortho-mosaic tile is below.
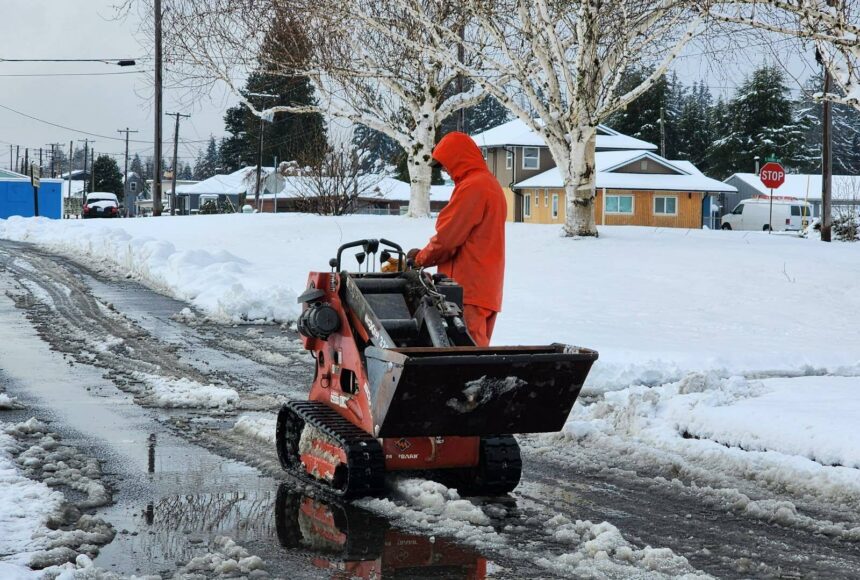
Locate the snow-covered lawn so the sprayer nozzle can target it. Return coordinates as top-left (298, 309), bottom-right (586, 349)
top-left (2, 213), bottom-right (859, 561)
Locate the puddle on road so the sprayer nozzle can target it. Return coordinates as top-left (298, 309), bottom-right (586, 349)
top-left (0, 286), bottom-right (499, 578)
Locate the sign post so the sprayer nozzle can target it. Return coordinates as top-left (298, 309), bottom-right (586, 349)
top-left (759, 161), bottom-right (786, 233)
top-left (30, 162), bottom-right (41, 218)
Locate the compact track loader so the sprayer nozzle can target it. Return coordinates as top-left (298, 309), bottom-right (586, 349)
top-left (276, 239), bottom-right (597, 498)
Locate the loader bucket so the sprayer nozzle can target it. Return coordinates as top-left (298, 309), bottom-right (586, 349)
top-left (365, 344), bottom-right (598, 438)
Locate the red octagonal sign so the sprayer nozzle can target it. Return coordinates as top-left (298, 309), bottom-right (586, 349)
top-left (759, 162), bottom-right (785, 189)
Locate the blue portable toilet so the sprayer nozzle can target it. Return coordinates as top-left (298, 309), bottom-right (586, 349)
top-left (0, 170), bottom-right (63, 219)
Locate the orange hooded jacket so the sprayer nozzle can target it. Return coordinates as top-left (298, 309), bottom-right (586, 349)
top-left (416, 132), bottom-right (506, 312)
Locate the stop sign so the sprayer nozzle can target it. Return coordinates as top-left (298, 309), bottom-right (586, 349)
top-left (759, 162), bottom-right (785, 189)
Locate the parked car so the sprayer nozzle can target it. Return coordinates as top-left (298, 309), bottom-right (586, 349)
top-left (82, 192), bottom-right (120, 219)
top-left (721, 198), bottom-right (813, 232)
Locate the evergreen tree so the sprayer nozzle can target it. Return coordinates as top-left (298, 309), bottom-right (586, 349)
top-left (797, 74), bottom-right (860, 174)
top-left (705, 66), bottom-right (811, 178)
top-left (180, 163), bottom-right (194, 180)
top-left (194, 137), bottom-right (220, 180)
top-left (605, 67), bottom-right (673, 154)
top-left (674, 81), bottom-right (713, 167)
top-left (92, 155), bottom-right (124, 200)
top-left (130, 154), bottom-right (144, 177)
top-left (219, 17), bottom-right (326, 171)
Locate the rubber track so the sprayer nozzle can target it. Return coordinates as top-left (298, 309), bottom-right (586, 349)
top-left (478, 435), bottom-right (522, 495)
top-left (277, 400), bottom-right (386, 499)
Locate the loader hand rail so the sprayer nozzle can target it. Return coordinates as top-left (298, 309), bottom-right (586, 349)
top-left (334, 238), bottom-right (405, 272)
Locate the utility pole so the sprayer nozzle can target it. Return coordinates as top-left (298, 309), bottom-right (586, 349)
top-left (659, 107), bottom-right (666, 158)
top-left (91, 149), bottom-right (96, 192)
top-left (78, 139), bottom-right (91, 195)
top-left (821, 58), bottom-right (833, 242)
top-left (166, 113), bottom-right (189, 215)
top-left (247, 92), bottom-right (277, 211)
top-left (8, 145), bottom-right (12, 172)
top-left (67, 141), bottom-right (73, 218)
top-left (47, 143), bottom-right (62, 178)
top-left (118, 128), bottom-right (139, 217)
top-left (153, 0), bottom-right (164, 217)
top-left (15, 146), bottom-right (20, 174)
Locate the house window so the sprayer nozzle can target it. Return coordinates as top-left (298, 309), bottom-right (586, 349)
top-left (524, 193), bottom-right (531, 218)
top-left (505, 149), bottom-right (513, 169)
top-left (640, 159), bottom-right (649, 171)
top-left (605, 194), bottom-right (634, 214)
top-left (544, 191), bottom-right (549, 207)
top-left (130, 181), bottom-right (137, 192)
top-left (653, 195), bottom-right (677, 215)
top-left (552, 194), bottom-right (559, 218)
top-left (522, 147), bottom-right (539, 170)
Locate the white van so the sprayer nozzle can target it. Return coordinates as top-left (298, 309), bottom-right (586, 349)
top-left (721, 198), bottom-right (812, 232)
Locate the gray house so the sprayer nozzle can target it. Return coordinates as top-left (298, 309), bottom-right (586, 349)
top-left (123, 172), bottom-right (147, 216)
top-left (723, 173), bottom-right (860, 218)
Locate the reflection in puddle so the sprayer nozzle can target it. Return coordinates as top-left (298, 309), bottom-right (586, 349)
top-left (275, 484), bottom-right (489, 579)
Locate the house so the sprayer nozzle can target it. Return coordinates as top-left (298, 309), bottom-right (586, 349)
top-left (123, 171), bottom-right (147, 216)
top-left (261, 175), bottom-right (453, 215)
top-left (173, 167), bottom-right (283, 214)
top-left (723, 173), bottom-right (860, 218)
top-left (470, 119), bottom-right (735, 228)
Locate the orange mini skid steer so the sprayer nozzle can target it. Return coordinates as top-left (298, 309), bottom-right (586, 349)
top-left (276, 238), bottom-right (598, 498)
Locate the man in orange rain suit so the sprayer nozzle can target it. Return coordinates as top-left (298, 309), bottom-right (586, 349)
top-left (408, 131), bottom-right (506, 347)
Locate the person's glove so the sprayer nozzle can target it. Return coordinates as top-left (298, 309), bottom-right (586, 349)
top-left (381, 258), bottom-right (400, 273)
top-left (406, 248), bottom-right (420, 266)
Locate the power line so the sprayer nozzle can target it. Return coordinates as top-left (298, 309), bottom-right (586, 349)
top-left (0, 71), bottom-right (145, 78)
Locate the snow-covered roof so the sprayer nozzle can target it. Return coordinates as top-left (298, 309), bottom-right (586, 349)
top-left (516, 151), bottom-right (737, 193)
top-left (61, 180), bottom-right (87, 199)
top-left (470, 119), bottom-right (658, 151)
top-left (175, 167), bottom-right (274, 195)
top-left (268, 175), bottom-right (455, 203)
top-left (726, 173), bottom-right (860, 202)
top-left (0, 168), bottom-right (28, 179)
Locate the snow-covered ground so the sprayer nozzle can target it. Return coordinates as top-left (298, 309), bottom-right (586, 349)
top-left (1, 213), bottom-right (859, 573)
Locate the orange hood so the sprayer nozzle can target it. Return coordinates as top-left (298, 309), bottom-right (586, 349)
top-left (432, 132), bottom-right (488, 182)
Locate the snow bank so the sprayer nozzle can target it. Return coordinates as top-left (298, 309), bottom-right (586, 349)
top-left (134, 373), bottom-right (239, 409)
top-left (2, 215), bottom-right (857, 393)
top-left (552, 373), bottom-right (860, 531)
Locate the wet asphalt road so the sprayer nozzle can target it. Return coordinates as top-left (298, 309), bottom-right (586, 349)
top-left (1, 239), bottom-right (860, 579)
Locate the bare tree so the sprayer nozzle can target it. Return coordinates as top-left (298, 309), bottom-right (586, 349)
top-left (704, 1), bottom-right (860, 107)
top-left (292, 142), bottom-right (383, 216)
top-left (372, 0), bottom-right (700, 236)
top-left (155, 0), bottom-right (483, 218)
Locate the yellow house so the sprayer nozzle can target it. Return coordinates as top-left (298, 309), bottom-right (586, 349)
top-left (472, 120), bottom-right (735, 228)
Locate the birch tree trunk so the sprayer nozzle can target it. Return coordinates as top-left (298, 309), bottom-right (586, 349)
top-left (562, 127), bottom-right (598, 237)
top-left (407, 155), bottom-right (433, 217)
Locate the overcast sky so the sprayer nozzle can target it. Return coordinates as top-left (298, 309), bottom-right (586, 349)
top-left (0, 1), bottom-right (819, 173)
top-left (0, 0), bottom-right (236, 171)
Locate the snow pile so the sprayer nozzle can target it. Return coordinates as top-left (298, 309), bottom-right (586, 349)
top-left (175, 536), bottom-right (268, 578)
top-left (538, 514), bottom-right (709, 579)
top-left (232, 413), bottom-right (276, 444)
top-left (0, 392), bottom-right (23, 410)
top-left (0, 425), bottom-right (65, 571)
top-left (134, 373), bottom-right (240, 409)
top-left (358, 478), bottom-right (498, 544)
top-left (0, 216), bottom-right (298, 322)
top-left (549, 372), bottom-right (860, 527)
top-left (0, 418), bottom-right (116, 576)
